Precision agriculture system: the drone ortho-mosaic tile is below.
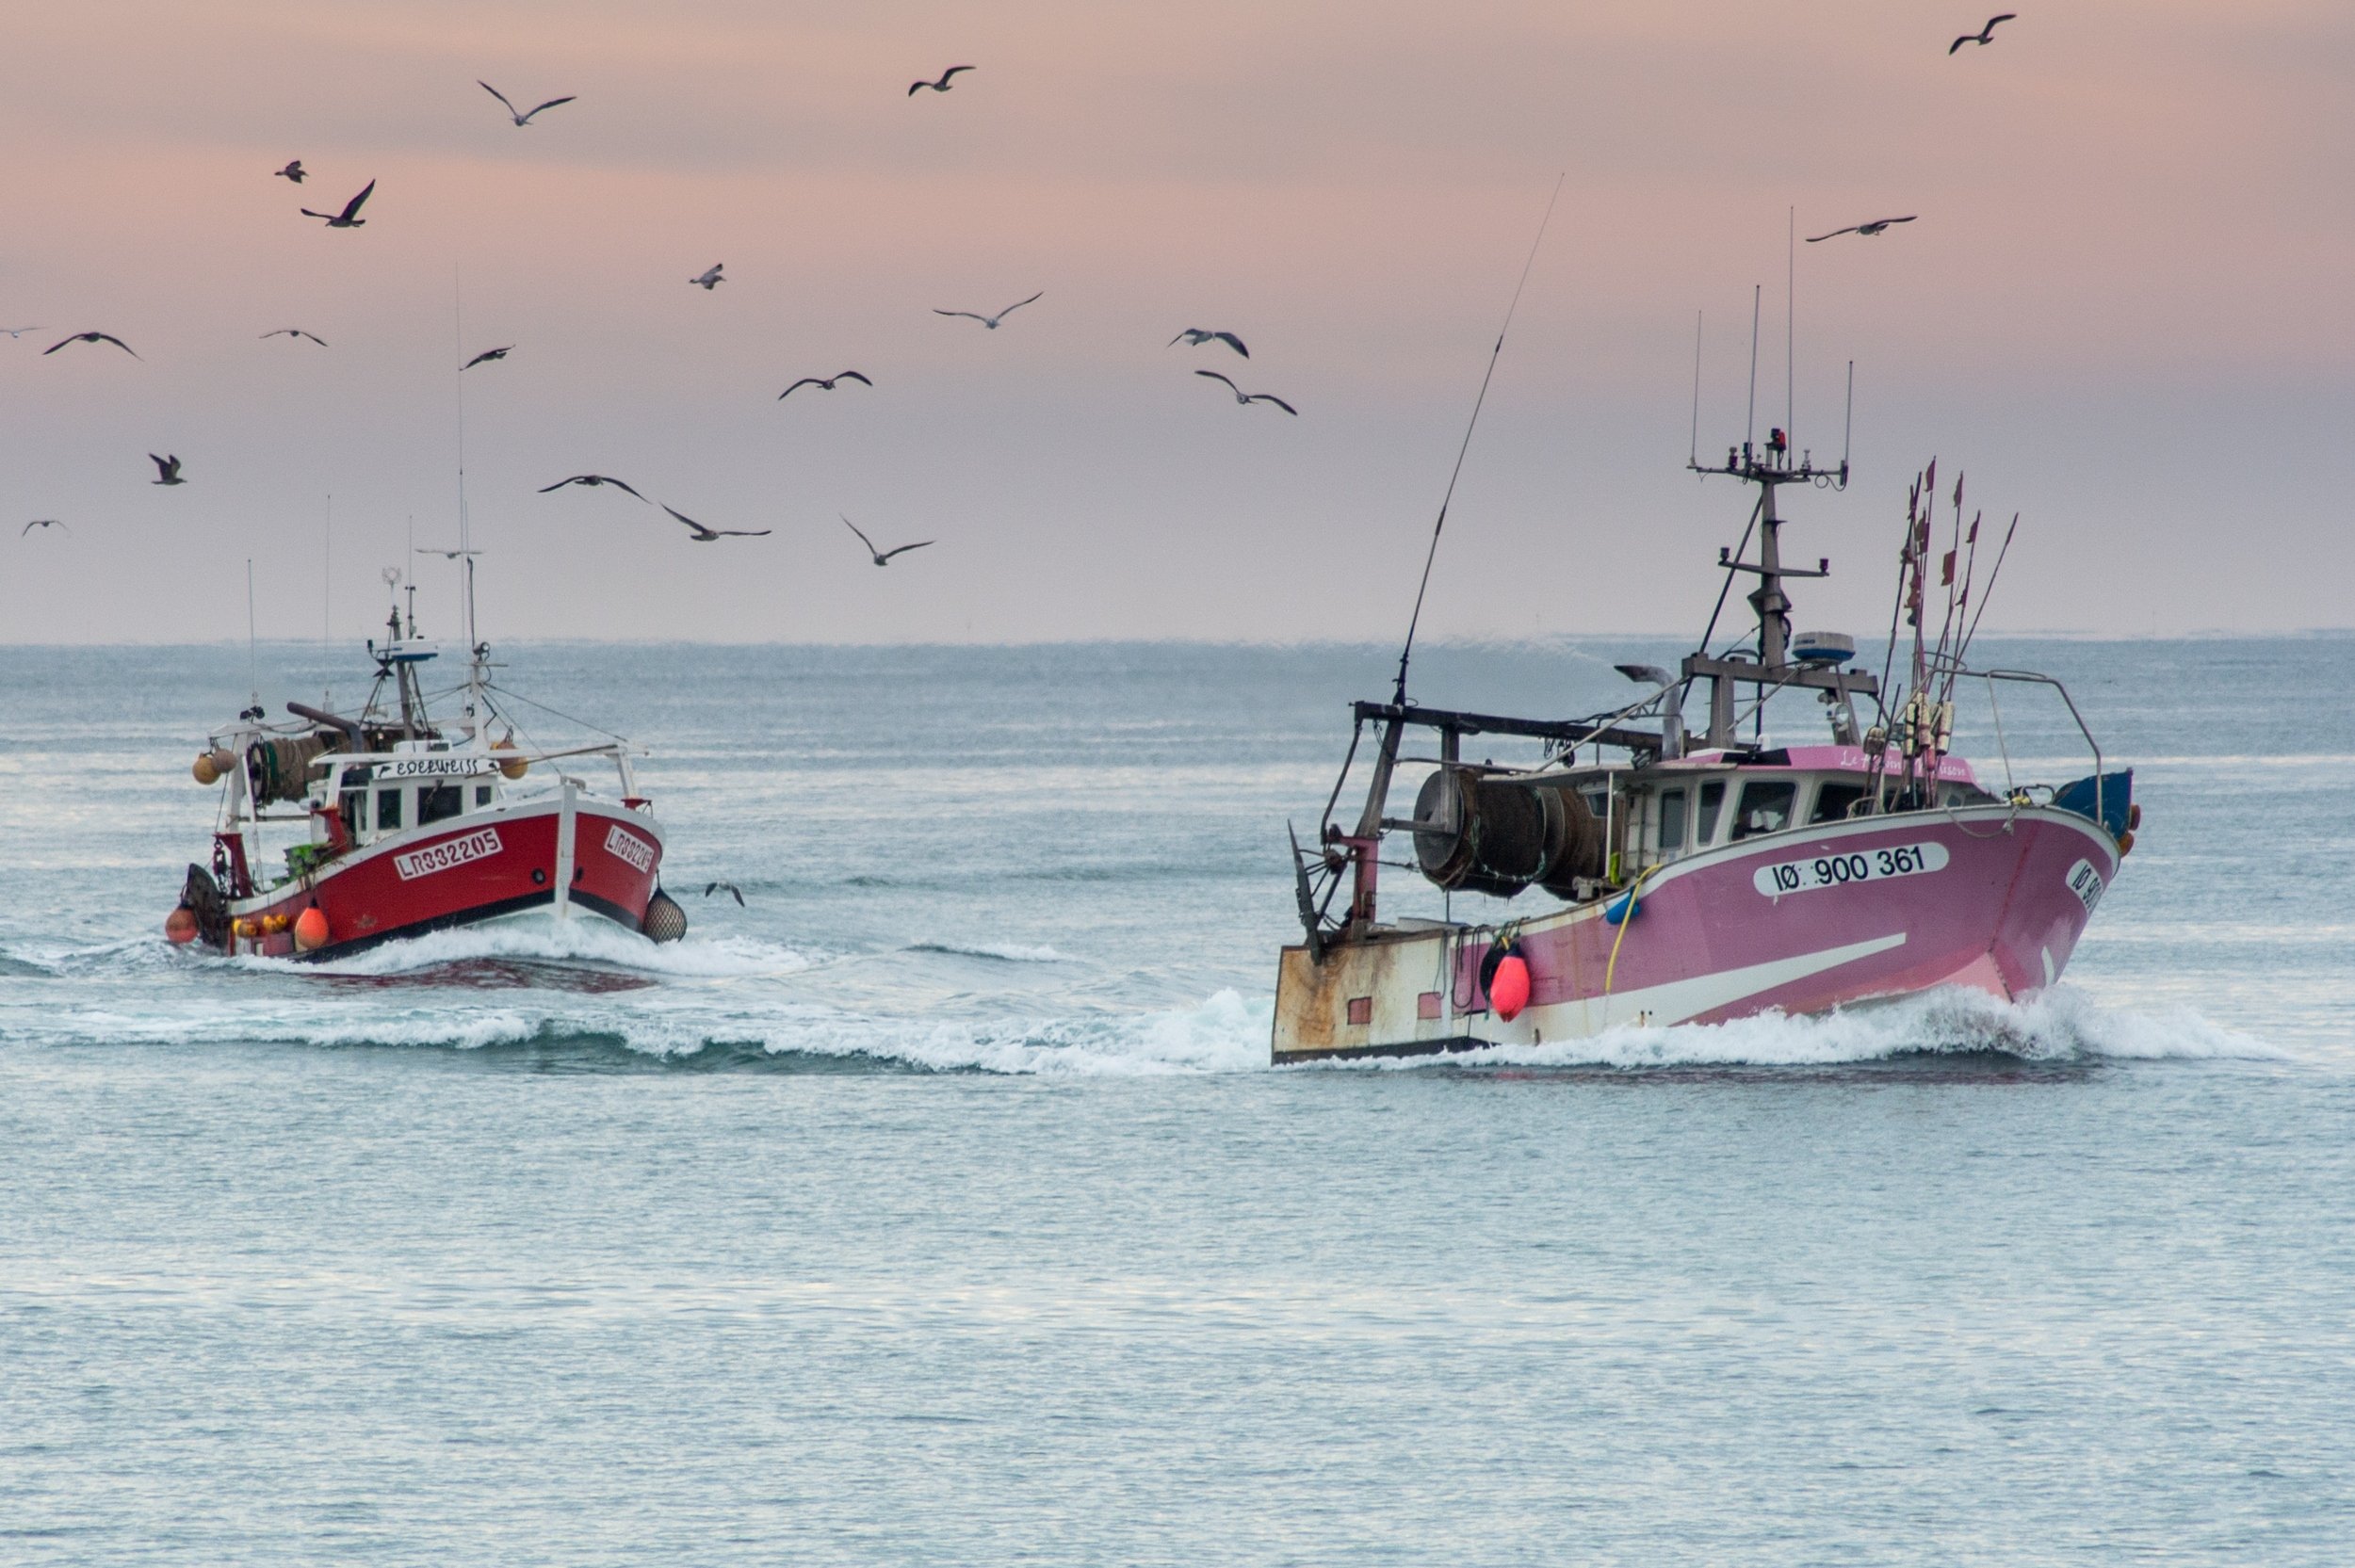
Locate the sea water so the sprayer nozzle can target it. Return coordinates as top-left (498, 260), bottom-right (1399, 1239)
top-left (2, 638), bottom-right (2350, 1564)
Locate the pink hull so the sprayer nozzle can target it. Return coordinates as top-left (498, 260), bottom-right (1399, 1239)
top-left (1273, 804), bottom-right (2120, 1059)
top-left (217, 798), bottom-right (665, 961)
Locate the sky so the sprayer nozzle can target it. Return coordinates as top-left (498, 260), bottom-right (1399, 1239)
top-left (5, 0), bottom-right (2353, 645)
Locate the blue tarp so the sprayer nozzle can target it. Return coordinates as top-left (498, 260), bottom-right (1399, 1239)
top-left (2054, 768), bottom-right (2134, 838)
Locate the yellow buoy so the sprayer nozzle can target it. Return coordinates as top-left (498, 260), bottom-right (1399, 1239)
top-left (494, 731), bottom-right (528, 781)
top-left (192, 748), bottom-right (234, 785)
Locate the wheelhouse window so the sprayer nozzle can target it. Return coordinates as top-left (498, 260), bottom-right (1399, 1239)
top-left (374, 787), bottom-right (403, 832)
top-left (475, 784), bottom-right (494, 807)
top-left (1730, 780), bottom-right (1797, 840)
top-left (419, 784), bottom-right (463, 825)
top-left (1697, 780), bottom-right (1727, 845)
top-left (1811, 783), bottom-right (1867, 825)
top-left (1656, 789), bottom-right (1688, 859)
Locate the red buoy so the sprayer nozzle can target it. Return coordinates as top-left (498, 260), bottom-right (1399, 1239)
top-left (293, 907), bottom-right (331, 953)
top-left (1489, 953), bottom-right (1531, 1021)
top-left (164, 906), bottom-right (199, 945)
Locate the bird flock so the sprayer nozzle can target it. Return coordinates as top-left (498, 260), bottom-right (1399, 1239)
top-left (16, 55), bottom-right (1303, 567)
top-left (18, 15), bottom-right (2025, 549)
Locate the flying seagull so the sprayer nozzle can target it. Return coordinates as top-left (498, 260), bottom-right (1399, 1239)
top-left (703, 881), bottom-right (746, 907)
top-left (1806, 216), bottom-right (1917, 242)
top-left (1194, 369), bottom-right (1297, 415)
top-left (22, 519), bottom-right (66, 535)
top-left (934, 292), bottom-right (1041, 330)
top-left (689, 264), bottom-right (724, 290)
top-left (260, 329), bottom-right (328, 346)
top-left (841, 515), bottom-right (934, 566)
top-left (661, 504), bottom-right (770, 542)
top-left (463, 346), bottom-right (513, 370)
top-left (779, 371), bottom-right (872, 398)
top-left (908, 65), bottom-right (974, 95)
top-left (1170, 329), bottom-right (1249, 358)
top-left (300, 179), bottom-right (375, 228)
top-left (1950, 14), bottom-right (2016, 53)
top-left (1, 327), bottom-right (41, 339)
top-left (44, 331), bottom-right (139, 359)
top-left (149, 454), bottom-right (186, 486)
top-left (479, 81), bottom-right (577, 125)
top-left (274, 160), bottom-right (306, 184)
top-left (539, 474), bottom-right (649, 501)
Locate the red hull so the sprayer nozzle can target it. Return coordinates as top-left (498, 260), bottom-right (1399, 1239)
top-left (217, 798), bottom-right (665, 960)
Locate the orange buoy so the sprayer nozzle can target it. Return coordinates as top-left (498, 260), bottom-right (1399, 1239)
top-left (191, 748), bottom-right (234, 784)
top-left (262, 913), bottom-right (291, 935)
top-left (164, 906), bottom-right (199, 944)
top-left (2117, 830), bottom-right (2136, 857)
top-left (1490, 953), bottom-right (1532, 1022)
top-left (494, 731), bottom-right (528, 781)
top-left (293, 907), bottom-right (330, 952)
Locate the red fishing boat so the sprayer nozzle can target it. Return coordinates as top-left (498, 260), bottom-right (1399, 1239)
top-left (1273, 440), bottom-right (2136, 1061)
top-left (166, 583), bottom-right (685, 962)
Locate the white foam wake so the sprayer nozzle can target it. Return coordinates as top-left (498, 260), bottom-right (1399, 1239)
top-left (235, 914), bottom-right (813, 978)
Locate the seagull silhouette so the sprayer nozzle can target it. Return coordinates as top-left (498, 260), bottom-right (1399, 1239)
top-left (462, 346), bottom-right (512, 370)
top-left (1, 327), bottom-right (41, 339)
top-left (689, 264), bottom-right (724, 290)
top-left (779, 371), bottom-right (873, 399)
top-left (479, 81), bottom-right (577, 125)
top-left (300, 179), bottom-right (375, 228)
top-left (1194, 369), bottom-right (1297, 415)
top-left (274, 159), bottom-right (306, 184)
top-left (1950, 13), bottom-right (2016, 53)
top-left (539, 474), bottom-right (649, 501)
top-left (149, 454), bottom-right (186, 486)
top-left (908, 65), bottom-right (974, 95)
top-left (44, 331), bottom-right (139, 359)
top-left (842, 515), bottom-right (934, 565)
top-left (260, 329), bottom-right (329, 347)
top-left (934, 292), bottom-right (1041, 330)
top-left (703, 881), bottom-right (746, 906)
top-left (662, 505), bottom-right (770, 542)
top-left (1806, 217), bottom-right (1917, 242)
top-left (22, 519), bottom-right (66, 535)
top-left (1170, 329), bottom-right (1249, 358)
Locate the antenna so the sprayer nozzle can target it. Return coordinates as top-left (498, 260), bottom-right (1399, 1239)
top-left (1841, 360), bottom-right (1855, 479)
top-left (1785, 207), bottom-right (1795, 445)
top-left (1687, 311), bottom-right (1703, 467)
top-left (245, 558), bottom-right (259, 709)
top-left (321, 493), bottom-right (333, 706)
top-left (1744, 283), bottom-right (1761, 452)
top-left (1391, 171), bottom-right (1566, 706)
top-left (452, 267), bottom-right (474, 656)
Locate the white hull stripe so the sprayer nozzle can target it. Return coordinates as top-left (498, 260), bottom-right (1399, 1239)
top-left (1506, 931), bottom-right (1908, 1039)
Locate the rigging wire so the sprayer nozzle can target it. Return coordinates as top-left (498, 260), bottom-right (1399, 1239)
top-left (1390, 171), bottom-right (1567, 707)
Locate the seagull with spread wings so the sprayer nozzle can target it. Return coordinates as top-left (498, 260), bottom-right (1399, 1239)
top-left (1950, 14), bottom-right (2016, 53)
top-left (779, 371), bottom-right (872, 399)
top-left (149, 454), bottom-right (186, 486)
top-left (1806, 216), bottom-right (1917, 242)
top-left (463, 346), bottom-right (513, 370)
top-left (300, 179), bottom-right (375, 228)
top-left (539, 474), bottom-right (649, 501)
top-left (22, 519), bottom-right (66, 535)
top-left (909, 65), bottom-right (974, 95)
top-left (261, 329), bottom-right (328, 347)
top-left (842, 515), bottom-right (933, 566)
top-left (934, 292), bottom-right (1041, 330)
top-left (274, 160), bottom-right (306, 183)
top-left (1170, 329), bottom-right (1249, 358)
top-left (704, 881), bottom-right (746, 907)
top-left (44, 331), bottom-right (139, 359)
top-left (1, 327), bottom-right (41, 339)
top-left (479, 81), bottom-right (577, 125)
top-left (689, 264), bottom-right (724, 290)
top-left (1194, 369), bottom-right (1297, 415)
top-left (662, 505), bottom-right (770, 542)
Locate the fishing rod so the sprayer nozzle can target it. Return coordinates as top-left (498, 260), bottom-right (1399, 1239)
top-left (1389, 171), bottom-right (1567, 707)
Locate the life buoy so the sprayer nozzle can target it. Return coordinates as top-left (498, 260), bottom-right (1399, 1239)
top-left (1479, 939), bottom-right (1531, 1022)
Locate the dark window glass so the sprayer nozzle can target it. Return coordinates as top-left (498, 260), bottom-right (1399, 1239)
top-left (1731, 780), bottom-right (1797, 840)
top-left (419, 784), bottom-right (463, 825)
top-left (375, 788), bottom-right (402, 831)
top-left (340, 795), bottom-right (363, 841)
top-left (1697, 781), bottom-right (1727, 842)
top-left (1811, 783), bottom-right (1867, 825)
top-left (1657, 790), bottom-right (1687, 855)
top-left (475, 785), bottom-right (493, 807)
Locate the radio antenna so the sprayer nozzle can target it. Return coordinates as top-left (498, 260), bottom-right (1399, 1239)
top-left (245, 558), bottom-right (260, 710)
top-left (1390, 171), bottom-right (1566, 706)
top-left (1785, 207), bottom-right (1795, 444)
top-left (1744, 283), bottom-right (1761, 452)
top-left (1688, 310), bottom-right (1703, 467)
top-left (1840, 360), bottom-right (1855, 479)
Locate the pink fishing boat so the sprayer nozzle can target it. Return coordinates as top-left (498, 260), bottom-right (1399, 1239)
top-left (1273, 438), bottom-right (2136, 1062)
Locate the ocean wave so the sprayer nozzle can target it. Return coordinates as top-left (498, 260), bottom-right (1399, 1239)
top-left (904, 940), bottom-right (1072, 963)
top-left (245, 916), bottom-right (815, 978)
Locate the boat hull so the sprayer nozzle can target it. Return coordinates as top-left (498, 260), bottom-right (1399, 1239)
top-left (1272, 804), bottom-right (2118, 1062)
top-left (211, 796), bottom-right (665, 960)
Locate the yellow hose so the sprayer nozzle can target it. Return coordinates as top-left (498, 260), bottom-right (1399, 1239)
top-left (1601, 863), bottom-right (1662, 1008)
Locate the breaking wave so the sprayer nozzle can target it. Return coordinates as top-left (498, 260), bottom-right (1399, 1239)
top-left (904, 940), bottom-right (1072, 963)
top-left (242, 915), bottom-right (816, 978)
